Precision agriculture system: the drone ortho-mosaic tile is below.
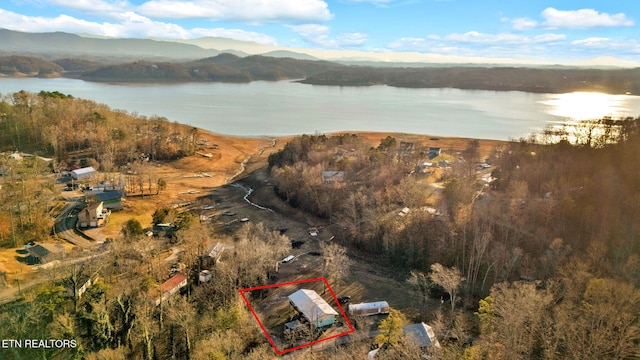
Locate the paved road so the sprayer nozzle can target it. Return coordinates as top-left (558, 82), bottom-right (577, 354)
top-left (53, 201), bottom-right (97, 249)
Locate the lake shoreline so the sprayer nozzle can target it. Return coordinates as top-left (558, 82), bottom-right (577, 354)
top-left (2, 78), bottom-right (640, 141)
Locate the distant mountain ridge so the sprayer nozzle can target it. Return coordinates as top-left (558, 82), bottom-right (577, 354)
top-left (0, 28), bottom-right (220, 60)
top-left (2, 29), bottom-right (640, 68)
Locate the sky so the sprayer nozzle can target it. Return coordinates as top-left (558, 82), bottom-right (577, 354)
top-left (1, 0), bottom-right (639, 64)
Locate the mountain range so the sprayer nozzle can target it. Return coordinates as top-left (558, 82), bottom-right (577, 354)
top-left (2, 28), bottom-right (639, 68)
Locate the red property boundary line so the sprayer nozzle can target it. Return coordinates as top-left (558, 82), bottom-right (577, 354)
top-left (239, 277), bottom-right (355, 355)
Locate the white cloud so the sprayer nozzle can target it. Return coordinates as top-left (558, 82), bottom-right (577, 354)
top-left (191, 28), bottom-right (278, 44)
top-left (0, 8), bottom-right (276, 41)
top-left (137, 0), bottom-right (332, 23)
top-left (541, 8), bottom-right (634, 29)
top-left (511, 17), bottom-right (537, 31)
top-left (571, 37), bottom-right (640, 53)
top-left (287, 24), bottom-right (330, 45)
top-left (336, 32), bottom-right (368, 46)
top-left (571, 37), bottom-right (612, 47)
top-left (288, 24), bottom-right (368, 48)
top-left (47, 0), bottom-right (131, 17)
top-left (443, 31), bottom-right (565, 45)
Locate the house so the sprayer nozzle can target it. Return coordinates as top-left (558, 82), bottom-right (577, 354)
top-left (156, 273), bottom-right (188, 306)
top-left (322, 171), bottom-right (345, 183)
top-left (71, 167), bottom-right (96, 181)
top-left (348, 301), bottom-right (390, 316)
top-left (65, 273), bottom-right (96, 299)
top-left (27, 243), bottom-right (64, 264)
top-left (288, 289), bottom-right (339, 328)
top-left (96, 190), bottom-right (126, 210)
top-left (403, 322), bottom-right (441, 349)
top-left (428, 147), bottom-right (441, 159)
top-left (78, 201), bottom-right (109, 228)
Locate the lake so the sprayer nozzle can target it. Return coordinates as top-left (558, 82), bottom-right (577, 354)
top-left (2, 77), bottom-right (640, 140)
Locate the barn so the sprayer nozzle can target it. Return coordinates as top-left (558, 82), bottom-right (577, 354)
top-left (288, 289), bottom-right (339, 328)
top-left (71, 167), bottom-right (96, 181)
top-left (348, 301), bottom-right (390, 316)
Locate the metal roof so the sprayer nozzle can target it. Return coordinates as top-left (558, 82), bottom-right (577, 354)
top-left (348, 301), bottom-right (389, 311)
top-left (288, 289), bottom-right (338, 321)
top-left (96, 190), bottom-right (125, 202)
top-left (160, 273), bottom-right (187, 294)
top-left (72, 167), bottom-right (96, 175)
top-left (403, 322), bottom-right (440, 348)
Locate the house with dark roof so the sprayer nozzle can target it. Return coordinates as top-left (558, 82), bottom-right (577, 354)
top-left (27, 243), bottom-right (64, 264)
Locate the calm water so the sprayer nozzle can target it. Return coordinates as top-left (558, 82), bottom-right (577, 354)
top-left (2, 77), bottom-right (640, 140)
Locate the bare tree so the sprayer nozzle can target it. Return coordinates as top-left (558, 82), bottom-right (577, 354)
top-left (429, 263), bottom-right (464, 313)
top-left (320, 242), bottom-right (351, 286)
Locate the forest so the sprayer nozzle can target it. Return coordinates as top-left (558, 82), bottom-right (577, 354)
top-left (2, 54), bottom-right (640, 94)
top-left (301, 66), bottom-right (640, 94)
top-left (267, 121), bottom-right (640, 358)
top-left (0, 90), bottom-right (638, 359)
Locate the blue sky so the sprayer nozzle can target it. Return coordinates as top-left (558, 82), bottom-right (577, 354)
top-left (1, 1), bottom-right (639, 64)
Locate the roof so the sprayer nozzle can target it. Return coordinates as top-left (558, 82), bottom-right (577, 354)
top-left (403, 322), bottom-right (440, 348)
top-left (27, 243), bottom-right (63, 258)
top-left (348, 301), bottom-right (389, 311)
top-left (288, 289), bottom-right (338, 321)
top-left (96, 190), bottom-right (125, 202)
top-left (72, 167), bottom-right (96, 176)
top-left (160, 273), bottom-right (188, 293)
top-left (322, 171), bottom-right (345, 182)
top-left (87, 202), bottom-right (103, 211)
top-left (207, 243), bottom-right (225, 259)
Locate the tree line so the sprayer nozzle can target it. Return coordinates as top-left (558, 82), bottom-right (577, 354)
top-left (267, 123), bottom-right (640, 358)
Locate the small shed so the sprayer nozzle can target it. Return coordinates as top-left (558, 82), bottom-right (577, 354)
top-left (348, 301), bottom-right (390, 316)
top-left (428, 147), bottom-right (441, 159)
top-left (71, 167), bottom-right (96, 181)
top-left (288, 289), bottom-right (339, 328)
top-left (199, 270), bottom-right (212, 283)
top-left (403, 322), bottom-right (441, 349)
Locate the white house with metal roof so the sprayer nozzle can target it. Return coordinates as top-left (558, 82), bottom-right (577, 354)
top-left (288, 289), bottom-right (339, 328)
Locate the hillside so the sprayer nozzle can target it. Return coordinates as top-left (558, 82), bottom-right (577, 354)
top-left (301, 66), bottom-right (640, 94)
top-left (0, 28), bottom-right (219, 60)
top-left (79, 54), bottom-right (344, 82)
top-left (0, 55), bottom-right (63, 76)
